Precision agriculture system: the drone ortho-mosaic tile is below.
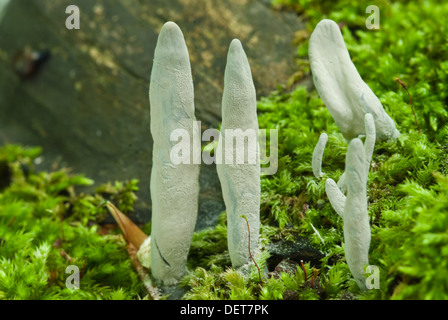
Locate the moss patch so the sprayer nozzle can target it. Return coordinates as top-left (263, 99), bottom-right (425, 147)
top-left (0, 145), bottom-right (146, 299)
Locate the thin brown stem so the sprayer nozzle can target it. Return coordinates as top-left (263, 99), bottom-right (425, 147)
top-left (7, 216), bottom-right (16, 227)
top-left (59, 249), bottom-right (74, 263)
top-left (80, 257), bottom-right (87, 279)
top-left (241, 215), bottom-right (262, 284)
top-left (300, 260), bottom-right (307, 281)
top-left (396, 78), bottom-right (421, 133)
top-left (126, 242), bottom-right (162, 300)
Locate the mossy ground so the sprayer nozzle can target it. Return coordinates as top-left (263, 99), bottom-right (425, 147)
top-left (0, 145), bottom-right (146, 299)
top-left (1, 0), bottom-right (448, 300)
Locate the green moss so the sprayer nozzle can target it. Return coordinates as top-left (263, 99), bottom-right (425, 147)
top-left (0, 145), bottom-right (145, 300)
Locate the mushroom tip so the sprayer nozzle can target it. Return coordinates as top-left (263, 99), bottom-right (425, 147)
top-left (325, 178), bottom-right (336, 187)
top-left (310, 19), bottom-right (343, 52)
top-left (364, 113), bottom-right (374, 121)
top-left (316, 19), bottom-right (339, 29)
top-left (228, 38), bottom-right (244, 56)
top-left (320, 132), bottom-right (329, 141)
top-left (312, 19), bottom-right (343, 42)
top-left (230, 38), bottom-right (242, 47)
top-left (162, 21), bottom-right (179, 29)
top-left (225, 38), bottom-right (250, 72)
top-left (349, 137), bottom-right (364, 149)
top-left (159, 21), bottom-right (183, 40)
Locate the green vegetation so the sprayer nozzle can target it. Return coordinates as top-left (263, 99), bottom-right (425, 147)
top-left (1, 0), bottom-right (447, 300)
top-left (0, 145), bottom-right (146, 299)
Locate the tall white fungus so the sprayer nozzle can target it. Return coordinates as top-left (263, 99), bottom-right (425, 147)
top-left (148, 21), bottom-right (200, 285)
top-left (343, 138), bottom-right (371, 291)
top-left (216, 39), bottom-right (260, 269)
top-left (309, 19), bottom-right (399, 142)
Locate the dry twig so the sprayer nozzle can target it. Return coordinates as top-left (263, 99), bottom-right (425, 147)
top-left (126, 242), bottom-right (161, 300)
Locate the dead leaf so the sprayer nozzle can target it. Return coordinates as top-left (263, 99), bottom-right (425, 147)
top-left (106, 202), bottom-right (148, 249)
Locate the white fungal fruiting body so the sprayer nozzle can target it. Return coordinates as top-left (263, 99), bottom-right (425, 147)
top-left (343, 138), bottom-right (371, 291)
top-left (363, 113), bottom-right (376, 171)
top-left (216, 39), bottom-right (260, 269)
top-left (328, 114), bottom-right (375, 217)
top-left (137, 236), bottom-right (152, 269)
top-left (149, 21), bottom-right (200, 285)
top-left (312, 132), bottom-right (328, 179)
top-left (309, 19), bottom-right (399, 142)
top-left (337, 113), bottom-right (376, 193)
top-left (325, 178), bottom-right (346, 218)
